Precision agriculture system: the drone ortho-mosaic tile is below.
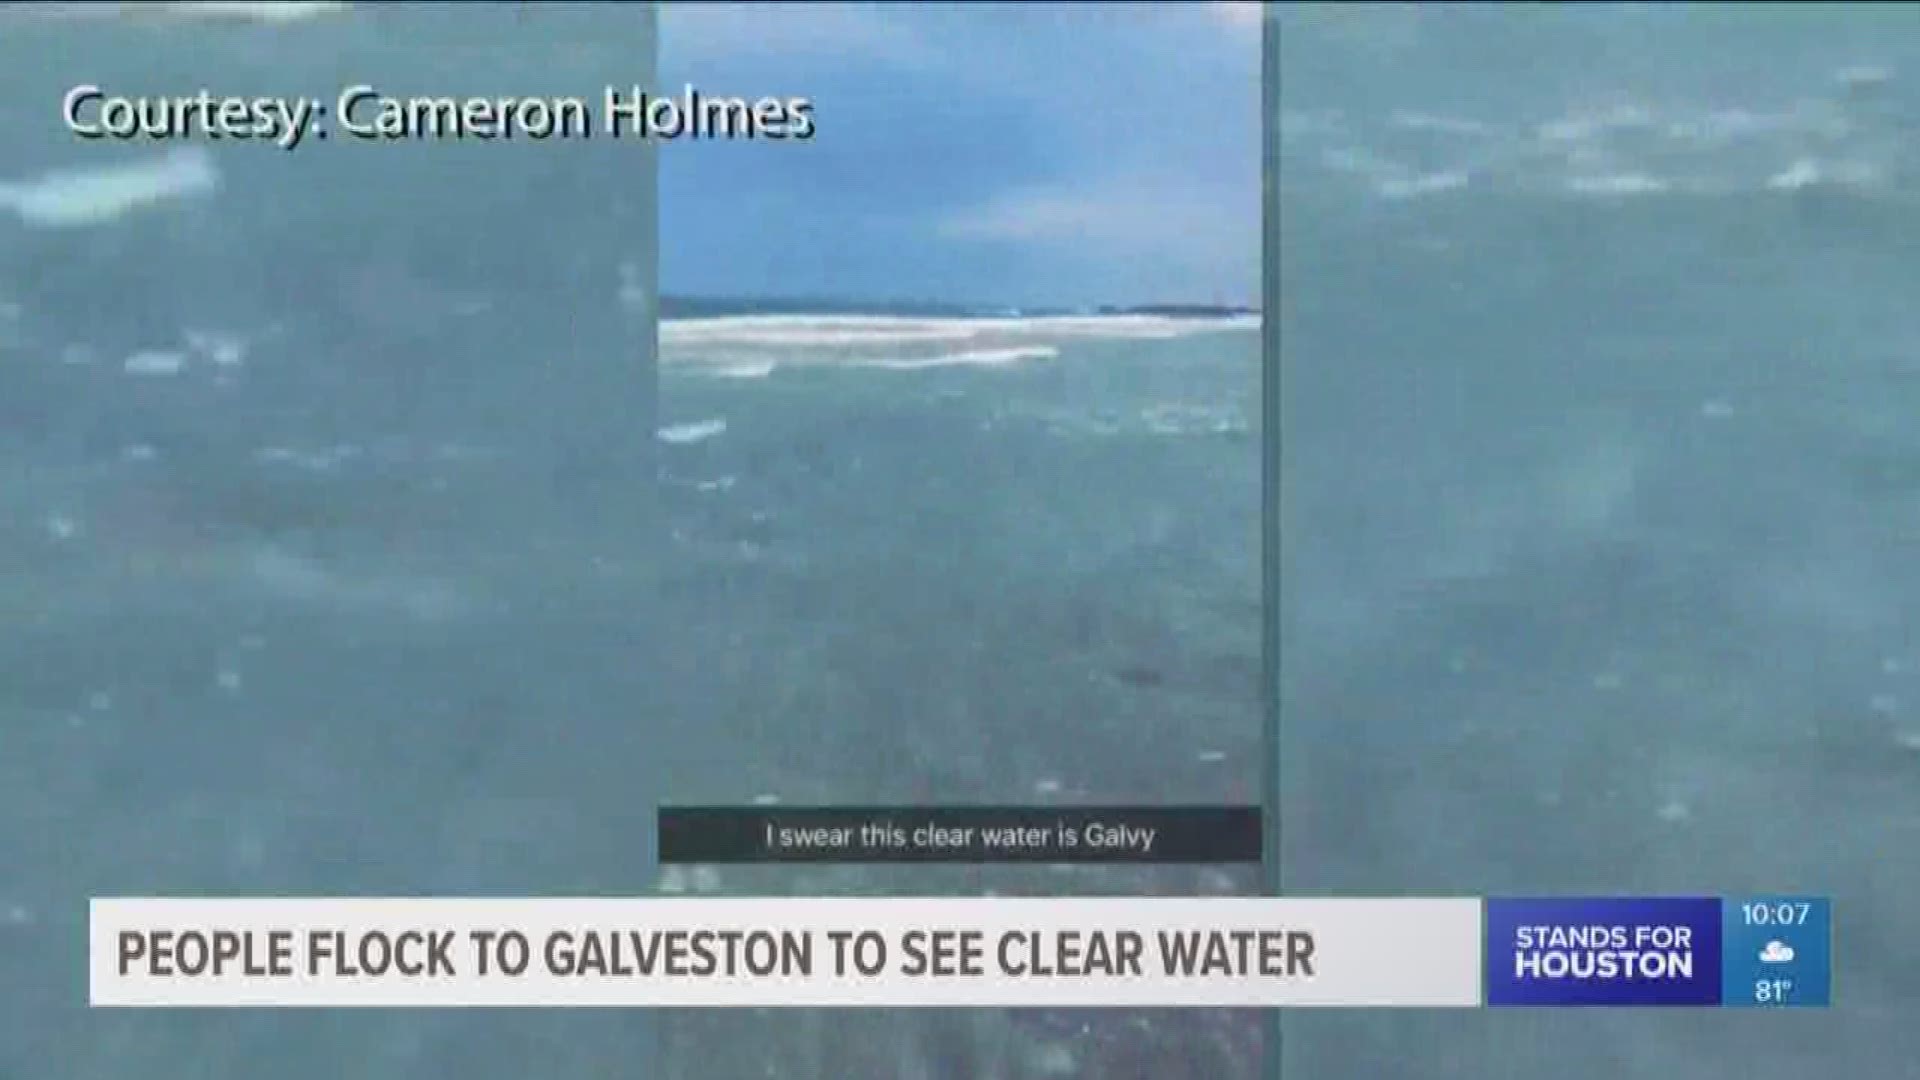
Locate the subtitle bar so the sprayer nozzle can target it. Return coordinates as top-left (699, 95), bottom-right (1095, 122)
top-left (657, 805), bottom-right (1263, 864)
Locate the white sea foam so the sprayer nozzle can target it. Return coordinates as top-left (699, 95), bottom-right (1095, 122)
top-left (1378, 171), bottom-right (1469, 200)
top-left (1836, 64), bottom-right (1893, 90)
top-left (1140, 403), bottom-right (1250, 436)
top-left (123, 350), bottom-right (186, 375)
top-left (165, 1), bottom-right (349, 22)
top-left (254, 446), bottom-right (359, 471)
top-left (1390, 110), bottom-right (1499, 137)
top-left (1287, 84), bottom-right (1907, 206)
top-left (0, 148), bottom-right (218, 228)
top-left (713, 361), bottom-right (777, 380)
top-left (1003, 401), bottom-right (1247, 440)
top-left (1566, 173), bottom-right (1669, 197)
top-left (43, 514), bottom-right (80, 542)
top-left (662, 312), bottom-right (1254, 378)
top-left (657, 419), bottom-right (727, 445)
top-left (1766, 157), bottom-right (1879, 191)
top-left (185, 329), bottom-right (248, 367)
top-left (12, 1), bottom-right (347, 22)
top-left (854, 345), bottom-right (1058, 371)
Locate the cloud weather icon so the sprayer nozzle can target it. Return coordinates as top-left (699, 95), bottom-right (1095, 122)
top-left (1760, 941), bottom-right (1795, 964)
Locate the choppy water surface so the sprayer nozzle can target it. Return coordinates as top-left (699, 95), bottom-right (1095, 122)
top-left (1280, 5), bottom-right (1920, 1078)
top-left (0, 7), bottom-right (1264, 1077)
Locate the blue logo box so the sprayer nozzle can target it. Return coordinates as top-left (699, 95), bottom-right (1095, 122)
top-left (1485, 898), bottom-right (1723, 1006)
top-left (1720, 896), bottom-right (1831, 1008)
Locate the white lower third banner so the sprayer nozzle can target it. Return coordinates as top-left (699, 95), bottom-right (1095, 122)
top-left (90, 897), bottom-right (1482, 1008)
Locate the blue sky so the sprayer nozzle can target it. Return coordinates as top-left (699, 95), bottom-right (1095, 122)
top-left (660, 2), bottom-right (1261, 309)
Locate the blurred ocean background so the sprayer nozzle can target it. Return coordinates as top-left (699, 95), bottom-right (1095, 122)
top-left (1279, 4), bottom-right (1920, 1077)
top-left (0, 3), bottom-right (1266, 1077)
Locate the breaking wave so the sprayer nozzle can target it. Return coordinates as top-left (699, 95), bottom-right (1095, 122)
top-left (660, 313), bottom-right (1254, 378)
top-left (1285, 65), bottom-right (1914, 204)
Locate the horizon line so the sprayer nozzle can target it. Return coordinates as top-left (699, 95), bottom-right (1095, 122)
top-left (660, 294), bottom-right (1262, 314)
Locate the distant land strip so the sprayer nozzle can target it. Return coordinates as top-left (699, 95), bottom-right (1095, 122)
top-left (659, 297), bottom-right (1258, 319)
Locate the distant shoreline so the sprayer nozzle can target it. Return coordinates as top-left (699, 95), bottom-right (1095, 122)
top-left (1092, 303), bottom-right (1259, 319)
top-left (660, 296), bottom-right (1258, 319)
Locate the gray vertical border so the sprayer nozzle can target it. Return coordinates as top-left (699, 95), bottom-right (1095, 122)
top-left (635, 5), bottom-right (663, 1071)
top-left (1260, 3), bottom-right (1284, 1079)
top-left (638, 0), bottom-right (663, 501)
